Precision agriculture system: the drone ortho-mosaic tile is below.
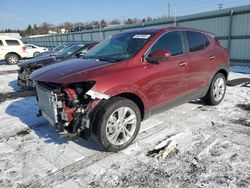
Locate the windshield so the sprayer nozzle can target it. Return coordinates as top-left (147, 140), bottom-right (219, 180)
top-left (53, 44), bottom-right (68, 52)
top-left (84, 32), bottom-right (154, 62)
top-left (55, 44), bottom-right (85, 58)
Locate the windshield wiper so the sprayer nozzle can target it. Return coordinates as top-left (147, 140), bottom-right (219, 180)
top-left (97, 57), bottom-right (118, 63)
top-left (83, 56), bottom-right (118, 63)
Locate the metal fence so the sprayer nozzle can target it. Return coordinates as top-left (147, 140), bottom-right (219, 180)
top-left (22, 5), bottom-right (250, 67)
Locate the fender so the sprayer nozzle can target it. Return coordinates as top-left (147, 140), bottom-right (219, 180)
top-left (90, 83), bottom-right (149, 109)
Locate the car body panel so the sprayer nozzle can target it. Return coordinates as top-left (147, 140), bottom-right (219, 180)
top-left (31, 27), bottom-right (229, 135)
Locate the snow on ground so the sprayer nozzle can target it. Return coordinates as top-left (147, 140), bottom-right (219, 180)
top-left (0, 65), bottom-right (249, 188)
top-left (0, 73), bottom-right (21, 93)
top-left (0, 61), bottom-right (19, 71)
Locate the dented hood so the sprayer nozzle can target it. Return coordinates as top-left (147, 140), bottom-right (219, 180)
top-left (30, 58), bottom-right (114, 83)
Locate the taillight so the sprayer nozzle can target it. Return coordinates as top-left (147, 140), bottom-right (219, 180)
top-left (22, 46), bottom-right (26, 51)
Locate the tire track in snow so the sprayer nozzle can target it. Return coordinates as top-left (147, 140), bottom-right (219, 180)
top-left (26, 151), bottom-right (112, 188)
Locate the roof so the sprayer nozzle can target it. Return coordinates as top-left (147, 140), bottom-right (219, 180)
top-left (117, 27), bottom-right (215, 36)
top-left (0, 36), bottom-right (22, 39)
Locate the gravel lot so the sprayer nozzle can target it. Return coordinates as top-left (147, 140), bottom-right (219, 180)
top-left (0, 63), bottom-right (249, 188)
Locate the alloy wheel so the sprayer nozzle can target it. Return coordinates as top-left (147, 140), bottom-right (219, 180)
top-left (213, 77), bottom-right (225, 102)
top-left (106, 107), bottom-right (137, 146)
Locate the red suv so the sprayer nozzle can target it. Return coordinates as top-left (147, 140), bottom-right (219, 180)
top-left (31, 27), bottom-right (229, 151)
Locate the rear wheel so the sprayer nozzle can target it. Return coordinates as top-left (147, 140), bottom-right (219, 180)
top-left (94, 97), bottom-right (141, 152)
top-left (204, 73), bottom-right (226, 105)
top-left (6, 53), bottom-right (19, 65)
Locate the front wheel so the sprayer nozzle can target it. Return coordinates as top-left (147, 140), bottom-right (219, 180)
top-left (94, 97), bottom-right (141, 152)
top-left (6, 53), bottom-right (19, 65)
top-left (204, 73), bottom-right (226, 105)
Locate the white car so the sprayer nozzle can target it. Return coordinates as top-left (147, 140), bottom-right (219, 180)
top-left (25, 44), bottom-right (49, 58)
top-left (0, 36), bottom-right (28, 64)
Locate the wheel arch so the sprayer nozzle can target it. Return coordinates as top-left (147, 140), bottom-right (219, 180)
top-left (202, 66), bottom-right (229, 98)
top-left (216, 69), bottom-right (228, 80)
top-left (116, 92), bottom-right (145, 121)
top-left (5, 52), bottom-right (21, 60)
top-left (208, 65), bottom-right (229, 87)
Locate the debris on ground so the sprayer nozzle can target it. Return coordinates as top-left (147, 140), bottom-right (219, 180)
top-left (147, 139), bottom-right (177, 160)
top-left (155, 140), bottom-right (177, 160)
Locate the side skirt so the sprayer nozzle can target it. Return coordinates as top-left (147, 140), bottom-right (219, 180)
top-left (144, 88), bottom-right (208, 120)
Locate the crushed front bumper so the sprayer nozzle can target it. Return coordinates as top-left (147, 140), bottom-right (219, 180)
top-left (36, 83), bottom-right (91, 133)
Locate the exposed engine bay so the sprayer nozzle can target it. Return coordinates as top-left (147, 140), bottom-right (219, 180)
top-left (36, 81), bottom-right (109, 135)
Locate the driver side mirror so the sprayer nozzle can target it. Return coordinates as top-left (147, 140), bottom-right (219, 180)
top-left (145, 49), bottom-right (172, 64)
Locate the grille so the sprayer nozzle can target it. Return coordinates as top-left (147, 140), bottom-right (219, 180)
top-left (36, 83), bottom-right (59, 125)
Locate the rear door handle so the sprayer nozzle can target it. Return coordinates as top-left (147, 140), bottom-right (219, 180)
top-left (209, 55), bottom-right (216, 60)
top-left (179, 61), bottom-right (188, 67)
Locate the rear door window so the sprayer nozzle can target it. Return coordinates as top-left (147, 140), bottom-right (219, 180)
top-left (149, 31), bottom-right (184, 56)
top-left (186, 31), bottom-right (205, 52)
top-left (0, 40), bottom-right (3, 46)
top-left (5, 40), bottom-right (20, 46)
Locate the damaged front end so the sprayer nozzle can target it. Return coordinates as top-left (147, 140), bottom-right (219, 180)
top-left (18, 67), bottom-right (38, 87)
top-left (36, 81), bottom-right (109, 136)
top-left (18, 56), bottom-right (56, 88)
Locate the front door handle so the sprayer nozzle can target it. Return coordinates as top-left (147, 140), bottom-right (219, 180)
top-left (209, 55), bottom-right (216, 60)
top-left (179, 61), bottom-right (188, 67)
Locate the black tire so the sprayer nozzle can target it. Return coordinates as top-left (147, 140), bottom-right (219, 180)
top-left (6, 53), bottom-right (19, 65)
top-left (93, 97), bottom-right (141, 152)
top-left (204, 73), bottom-right (226, 105)
top-left (33, 52), bottom-right (40, 57)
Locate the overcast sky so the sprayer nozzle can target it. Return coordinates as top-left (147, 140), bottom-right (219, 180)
top-left (0, 0), bottom-right (250, 30)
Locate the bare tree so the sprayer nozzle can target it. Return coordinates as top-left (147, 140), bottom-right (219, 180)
top-left (110, 19), bottom-right (121, 25)
top-left (91, 21), bottom-right (99, 29)
top-left (63, 22), bottom-right (73, 32)
top-left (125, 18), bottom-right (140, 25)
top-left (100, 19), bottom-right (107, 28)
top-left (39, 22), bottom-right (51, 34)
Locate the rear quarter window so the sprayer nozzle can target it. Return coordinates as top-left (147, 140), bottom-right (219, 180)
top-left (5, 40), bottom-right (20, 46)
top-left (0, 40), bottom-right (3, 46)
top-left (203, 34), bottom-right (210, 47)
top-left (186, 31), bottom-right (205, 52)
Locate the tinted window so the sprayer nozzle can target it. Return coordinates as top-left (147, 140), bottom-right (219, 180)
top-left (0, 40), bottom-right (3, 46)
top-left (27, 45), bottom-right (36, 49)
top-left (56, 44), bottom-right (85, 58)
top-left (203, 34), bottom-right (210, 47)
top-left (149, 31), bottom-right (183, 56)
top-left (186, 31), bottom-right (204, 52)
top-left (5, 40), bottom-right (20, 46)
